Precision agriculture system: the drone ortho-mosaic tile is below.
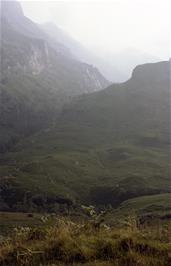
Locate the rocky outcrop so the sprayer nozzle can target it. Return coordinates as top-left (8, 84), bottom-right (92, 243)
top-left (1, 0), bottom-right (109, 93)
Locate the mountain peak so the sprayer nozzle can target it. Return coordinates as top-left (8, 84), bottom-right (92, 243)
top-left (131, 61), bottom-right (169, 83)
top-left (1, 0), bottom-right (24, 20)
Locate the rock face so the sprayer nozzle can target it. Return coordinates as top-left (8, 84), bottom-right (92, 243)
top-left (1, 0), bottom-right (109, 93)
top-left (0, 0), bottom-right (109, 152)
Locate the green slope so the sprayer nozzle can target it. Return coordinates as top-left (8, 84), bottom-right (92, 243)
top-left (106, 193), bottom-right (171, 224)
top-left (0, 61), bottom-right (170, 212)
top-left (118, 193), bottom-right (171, 215)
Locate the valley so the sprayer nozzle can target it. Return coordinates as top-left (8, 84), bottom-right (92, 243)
top-left (0, 1), bottom-right (170, 265)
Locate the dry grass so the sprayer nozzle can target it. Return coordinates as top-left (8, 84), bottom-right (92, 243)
top-left (0, 216), bottom-right (170, 266)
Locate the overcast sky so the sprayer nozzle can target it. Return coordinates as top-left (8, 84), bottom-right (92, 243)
top-left (19, 0), bottom-right (170, 59)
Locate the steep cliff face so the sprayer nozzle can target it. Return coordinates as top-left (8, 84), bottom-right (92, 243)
top-left (1, 0), bottom-right (109, 92)
top-left (1, 24), bottom-right (49, 77)
top-left (0, 0), bottom-right (109, 152)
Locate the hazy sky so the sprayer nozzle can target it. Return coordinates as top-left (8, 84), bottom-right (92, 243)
top-left (19, 0), bottom-right (170, 59)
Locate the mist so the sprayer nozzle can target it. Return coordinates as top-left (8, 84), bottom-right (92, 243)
top-left (20, 1), bottom-right (169, 52)
top-left (18, 0), bottom-right (170, 81)
top-left (1, 0), bottom-right (171, 260)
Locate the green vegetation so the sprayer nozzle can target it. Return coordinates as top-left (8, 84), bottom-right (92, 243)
top-left (1, 61), bottom-right (170, 211)
top-left (1, 143), bottom-right (170, 211)
top-left (105, 193), bottom-right (171, 225)
top-left (118, 193), bottom-right (171, 216)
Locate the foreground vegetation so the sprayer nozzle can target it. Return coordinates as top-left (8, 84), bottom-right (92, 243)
top-left (0, 215), bottom-right (170, 266)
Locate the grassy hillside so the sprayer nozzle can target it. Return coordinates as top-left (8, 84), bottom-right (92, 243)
top-left (105, 193), bottom-right (171, 225)
top-left (118, 193), bottom-right (171, 215)
top-left (0, 61), bottom-right (170, 213)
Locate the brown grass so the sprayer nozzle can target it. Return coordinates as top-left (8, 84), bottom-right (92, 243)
top-left (0, 217), bottom-right (170, 266)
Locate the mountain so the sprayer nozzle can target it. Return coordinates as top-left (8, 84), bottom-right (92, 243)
top-left (45, 61), bottom-right (169, 153)
top-left (0, 0), bottom-right (109, 152)
top-left (0, 60), bottom-right (170, 211)
top-left (1, 0), bottom-right (108, 91)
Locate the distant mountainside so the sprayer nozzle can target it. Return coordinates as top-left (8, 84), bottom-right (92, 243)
top-left (0, 0), bottom-right (109, 152)
top-left (0, 61), bottom-right (170, 211)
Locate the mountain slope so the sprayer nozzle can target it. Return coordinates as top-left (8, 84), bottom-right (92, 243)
top-left (47, 61), bottom-right (170, 150)
top-left (0, 61), bottom-right (170, 211)
top-left (1, 0), bottom-right (108, 91)
top-left (0, 0), bottom-right (109, 152)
